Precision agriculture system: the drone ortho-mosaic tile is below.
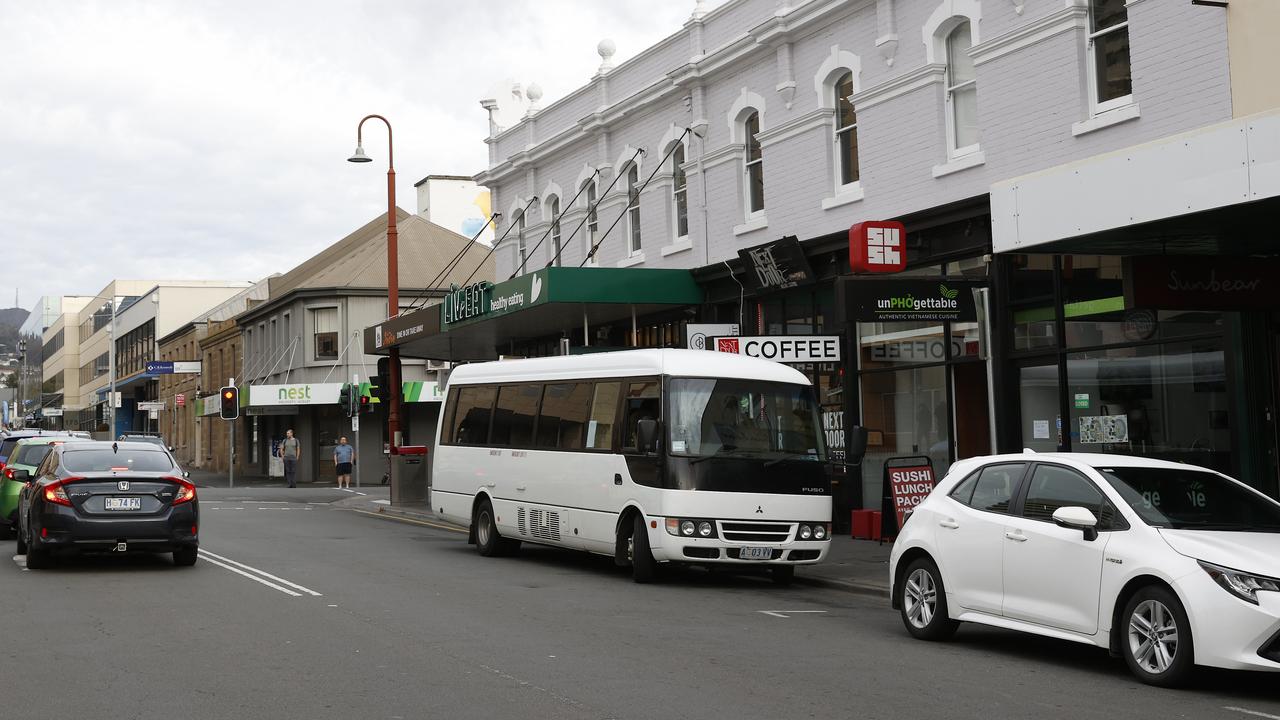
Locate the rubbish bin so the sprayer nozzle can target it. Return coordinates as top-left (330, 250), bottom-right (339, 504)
top-left (390, 445), bottom-right (429, 507)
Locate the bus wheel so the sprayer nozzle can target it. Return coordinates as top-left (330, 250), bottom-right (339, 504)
top-left (630, 513), bottom-right (659, 583)
top-left (475, 500), bottom-right (519, 557)
top-left (770, 566), bottom-right (795, 586)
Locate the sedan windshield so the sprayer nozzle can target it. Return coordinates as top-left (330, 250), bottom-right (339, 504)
top-left (667, 378), bottom-right (825, 461)
top-left (62, 449), bottom-right (174, 473)
top-left (1098, 466), bottom-right (1280, 531)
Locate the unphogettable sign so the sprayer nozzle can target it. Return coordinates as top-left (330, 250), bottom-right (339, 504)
top-left (882, 456), bottom-right (937, 537)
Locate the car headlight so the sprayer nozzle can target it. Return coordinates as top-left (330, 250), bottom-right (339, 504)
top-left (1200, 561), bottom-right (1280, 605)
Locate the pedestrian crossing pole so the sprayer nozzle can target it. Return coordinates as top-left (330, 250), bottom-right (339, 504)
top-left (228, 376), bottom-right (235, 490)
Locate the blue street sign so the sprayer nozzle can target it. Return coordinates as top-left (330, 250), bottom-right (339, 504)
top-left (146, 361), bottom-right (175, 374)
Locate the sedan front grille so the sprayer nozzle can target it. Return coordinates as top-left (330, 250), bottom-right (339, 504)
top-left (719, 521), bottom-right (793, 544)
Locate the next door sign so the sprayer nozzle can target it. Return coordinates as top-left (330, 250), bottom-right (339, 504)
top-left (714, 336), bottom-right (842, 363)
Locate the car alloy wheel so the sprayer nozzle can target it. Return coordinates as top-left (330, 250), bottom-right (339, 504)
top-left (1128, 599), bottom-right (1180, 675)
top-left (904, 568), bottom-right (938, 629)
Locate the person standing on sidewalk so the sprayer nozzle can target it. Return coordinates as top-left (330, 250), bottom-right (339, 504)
top-left (279, 429), bottom-right (300, 488)
top-left (333, 436), bottom-right (355, 489)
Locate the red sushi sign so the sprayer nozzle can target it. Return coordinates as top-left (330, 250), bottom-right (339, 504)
top-left (849, 221), bottom-right (907, 274)
top-left (887, 462), bottom-right (936, 528)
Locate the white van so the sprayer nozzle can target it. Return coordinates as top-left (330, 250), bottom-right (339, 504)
top-left (432, 349), bottom-right (832, 583)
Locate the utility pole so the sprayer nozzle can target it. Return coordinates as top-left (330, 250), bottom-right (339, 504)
top-left (353, 373), bottom-right (361, 489)
top-left (228, 376), bottom-right (235, 489)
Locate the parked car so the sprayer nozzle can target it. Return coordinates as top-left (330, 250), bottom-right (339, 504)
top-left (1, 436), bottom-right (89, 538)
top-left (15, 440), bottom-right (199, 568)
top-left (890, 452), bottom-right (1280, 687)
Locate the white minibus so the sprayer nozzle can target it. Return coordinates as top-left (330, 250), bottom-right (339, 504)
top-left (432, 349), bottom-right (832, 583)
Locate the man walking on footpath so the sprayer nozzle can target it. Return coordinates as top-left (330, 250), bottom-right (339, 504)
top-left (333, 436), bottom-right (356, 489)
top-left (279, 428), bottom-right (300, 488)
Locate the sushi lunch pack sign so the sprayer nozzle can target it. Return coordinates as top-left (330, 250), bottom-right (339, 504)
top-left (881, 456), bottom-right (937, 538)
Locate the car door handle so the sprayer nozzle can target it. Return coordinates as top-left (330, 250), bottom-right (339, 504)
top-left (1005, 531), bottom-right (1028, 542)
top-left (939, 519), bottom-right (960, 529)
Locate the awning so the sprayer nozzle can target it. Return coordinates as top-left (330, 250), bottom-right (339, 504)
top-left (95, 371), bottom-right (160, 397)
top-left (363, 267), bottom-right (704, 361)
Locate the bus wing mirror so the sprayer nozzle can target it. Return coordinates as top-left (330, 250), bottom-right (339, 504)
top-left (637, 418), bottom-right (659, 454)
top-left (847, 425), bottom-right (869, 464)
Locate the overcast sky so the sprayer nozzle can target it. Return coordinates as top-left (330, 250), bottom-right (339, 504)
top-left (0, 0), bottom-right (719, 312)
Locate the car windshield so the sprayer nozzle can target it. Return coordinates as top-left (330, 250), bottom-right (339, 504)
top-left (0, 438), bottom-right (22, 460)
top-left (667, 378), bottom-right (825, 461)
top-left (61, 449), bottom-right (174, 473)
top-left (1098, 466), bottom-right (1280, 532)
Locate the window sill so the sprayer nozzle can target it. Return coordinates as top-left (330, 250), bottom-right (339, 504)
top-left (1071, 101), bottom-right (1140, 137)
top-left (732, 214), bottom-right (769, 237)
top-left (660, 239), bottom-right (693, 257)
top-left (932, 150), bottom-right (986, 179)
top-left (616, 253), bottom-right (646, 268)
top-left (821, 184), bottom-right (865, 210)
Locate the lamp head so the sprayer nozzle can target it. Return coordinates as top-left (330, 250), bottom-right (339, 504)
top-left (347, 144), bottom-right (372, 163)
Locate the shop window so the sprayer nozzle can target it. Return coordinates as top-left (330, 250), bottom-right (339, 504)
top-left (1087, 0), bottom-right (1132, 112)
top-left (1062, 256), bottom-right (1225, 348)
top-left (785, 294), bottom-right (815, 335)
top-left (536, 383), bottom-right (591, 450)
top-left (744, 111), bottom-right (765, 214)
top-left (834, 72), bottom-right (860, 187)
top-left (491, 384), bottom-right (541, 447)
top-left (859, 364), bottom-right (950, 506)
top-left (671, 144), bottom-right (689, 240)
top-left (450, 385), bottom-right (497, 445)
top-left (944, 21), bottom-right (979, 157)
top-left (859, 321), bottom-right (950, 371)
top-left (1009, 255), bottom-right (1058, 351)
top-left (587, 382), bottom-right (621, 450)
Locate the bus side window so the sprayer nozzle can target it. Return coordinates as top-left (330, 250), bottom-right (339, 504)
top-left (621, 380), bottom-right (661, 452)
top-left (586, 382), bottom-right (621, 451)
top-left (453, 385), bottom-right (497, 445)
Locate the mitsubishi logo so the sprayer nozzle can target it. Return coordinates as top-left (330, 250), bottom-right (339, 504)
top-left (117, 481), bottom-right (130, 491)
top-left (755, 506), bottom-right (764, 514)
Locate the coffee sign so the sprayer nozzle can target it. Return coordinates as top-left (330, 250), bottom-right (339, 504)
top-left (713, 335), bottom-right (842, 363)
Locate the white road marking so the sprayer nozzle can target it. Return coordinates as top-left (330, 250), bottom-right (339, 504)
top-left (199, 549), bottom-right (322, 596)
top-left (1225, 708), bottom-right (1280, 720)
top-left (372, 499), bottom-right (391, 506)
top-left (199, 555), bottom-right (302, 597)
top-left (758, 610), bottom-right (828, 618)
top-left (12, 555), bottom-right (27, 570)
top-left (354, 491), bottom-right (367, 496)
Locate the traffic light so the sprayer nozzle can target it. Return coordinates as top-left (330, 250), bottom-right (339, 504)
top-left (372, 356), bottom-right (400, 403)
top-left (219, 386), bottom-right (239, 420)
top-left (338, 385), bottom-right (356, 417)
top-left (359, 394), bottom-right (373, 414)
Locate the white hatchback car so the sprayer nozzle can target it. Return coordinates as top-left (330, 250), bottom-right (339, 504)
top-left (889, 452), bottom-right (1280, 687)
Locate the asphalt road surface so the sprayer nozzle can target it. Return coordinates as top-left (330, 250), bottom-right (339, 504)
top-left (4, 487), bottom-right (1279, 720)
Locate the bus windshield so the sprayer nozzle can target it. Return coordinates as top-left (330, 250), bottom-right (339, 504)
top-left (667, 378), bottom-right (825, 462)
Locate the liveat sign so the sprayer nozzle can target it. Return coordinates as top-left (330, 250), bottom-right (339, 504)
top-left (714, 335), bottom-right (842, 363)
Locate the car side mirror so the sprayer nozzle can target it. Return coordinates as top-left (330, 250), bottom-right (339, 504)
top-left (183, 471), bottom-right (191, 479)
top-left (168, 446), bottom-right (174, 452)
top-left (11, 469), bottom-right (30, 482)
top-left (636, 418), bottom-right (659, 454)
top-left (846, 425), bottom-right (869, 464)
top-left (1053, 506), bottom-right (1099, 541)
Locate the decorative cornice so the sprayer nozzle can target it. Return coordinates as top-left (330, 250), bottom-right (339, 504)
top-left (702, 143), bottom-right (744, 170)
top-left (849, 63), bottom-right (945, 111)
top-left (756, 108), bottom-right (833, 148)
top-left (970, 5), bottom-right (1088, 66)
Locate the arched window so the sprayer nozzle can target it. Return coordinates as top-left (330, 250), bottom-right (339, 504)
top-left (626, 164), bottom-right (642, 255)
top-left (944, 21), bottom-right (978, 155)
top-left (744, 112), bottom-right (764, 213)
top-left (515, 209), bottom-right (527, 271)
top-left (548, 195), bottom-right (562, 267)
top-left (671, 144), bottom-right (688, 239)
top-left (582, 180), bottom-right (599, 262)
top-left (835, 72), bottom-right (859, 186)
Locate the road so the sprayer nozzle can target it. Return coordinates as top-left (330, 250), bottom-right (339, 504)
top-left (4, 487), bottom-right (1279, 720)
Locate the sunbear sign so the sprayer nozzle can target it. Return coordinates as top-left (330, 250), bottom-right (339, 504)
top-left (713, 335), bottom-right (841, 363)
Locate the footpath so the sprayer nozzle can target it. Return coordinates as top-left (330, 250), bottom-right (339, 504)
top-left (188, 468), bottom-right (893, 598)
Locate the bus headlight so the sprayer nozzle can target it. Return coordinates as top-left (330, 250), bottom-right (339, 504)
top-left (698, 521), bottom-right (713, 537)
top-left (795, 523), bottom-right (830, 541)
top-left (664, 517), bottom-right (719, 539)
top-left (813, 524), bottom-right (827, 540)
top-left (799, 525), bottom-right (813, 540)
top-left (681, 520), bottom-right (697, 536)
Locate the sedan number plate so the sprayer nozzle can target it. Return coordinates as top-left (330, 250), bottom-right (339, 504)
top-left (105, 497), bottom-right (141, 511)
top-left (739, 546), bottom-right (773, 560)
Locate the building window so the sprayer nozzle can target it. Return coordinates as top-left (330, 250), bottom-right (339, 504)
top-left (627, 165), bottom-right (642, 256)
top-left (744, 111), bottom-right (764, 214)
top-left (515, 210), bottom-right (528, 271)
top-left (1088, 0), bottom-right (1132, 111)
top-left (312, 307), bottom-right (338, 360)
top-left (944, 21), bottom-right (979, 156)
top-left (671, 144), bottom-right (689, 239)
top-left (584, 180), bottom-right (599, 263)
top-left (835, 72), bottom-right (859, 186)
top-left (548, 196), bottom-right (562, 267)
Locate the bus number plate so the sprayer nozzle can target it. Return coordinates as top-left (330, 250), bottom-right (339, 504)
top-left (740, 547), bottom-right (772, 560)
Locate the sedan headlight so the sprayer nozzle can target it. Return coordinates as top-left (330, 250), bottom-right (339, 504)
top-left (1200, 561), bottom-right (1280, 605)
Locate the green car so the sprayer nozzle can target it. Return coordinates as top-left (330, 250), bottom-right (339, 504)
top-left (1, 436), bottom-right (88, 537)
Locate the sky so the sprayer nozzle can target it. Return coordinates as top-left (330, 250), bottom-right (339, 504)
top-left (0, 0), bottom-right (721, 312)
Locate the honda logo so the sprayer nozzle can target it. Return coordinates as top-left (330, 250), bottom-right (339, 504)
top-left (117, 481), bottom-right (130, 491)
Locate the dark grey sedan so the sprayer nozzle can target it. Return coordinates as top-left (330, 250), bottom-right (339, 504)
top-left (14, 441), bottom-right (199, 569)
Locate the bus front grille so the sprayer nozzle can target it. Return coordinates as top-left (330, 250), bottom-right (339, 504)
top-left (719, 521), bottom-right (793, 543)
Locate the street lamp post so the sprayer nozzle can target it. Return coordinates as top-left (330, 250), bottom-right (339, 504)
top-left (17, 339), bottom-right (25, 427)
top-left (348, 115), bottom-right (402, 448)
top-left (107, 297), bottom-right (120, 437)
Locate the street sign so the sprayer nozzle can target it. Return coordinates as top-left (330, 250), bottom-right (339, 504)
top-left (352, 414), bottom-right (359, 432)
top-left (43, 408), bottom-right (64, 417)
top-left (137, 401), bottom-right (166, 411)
top-left (145, 361), bottom-right (202, 375)
top-left (175, 393), bottom-right (186, 407)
